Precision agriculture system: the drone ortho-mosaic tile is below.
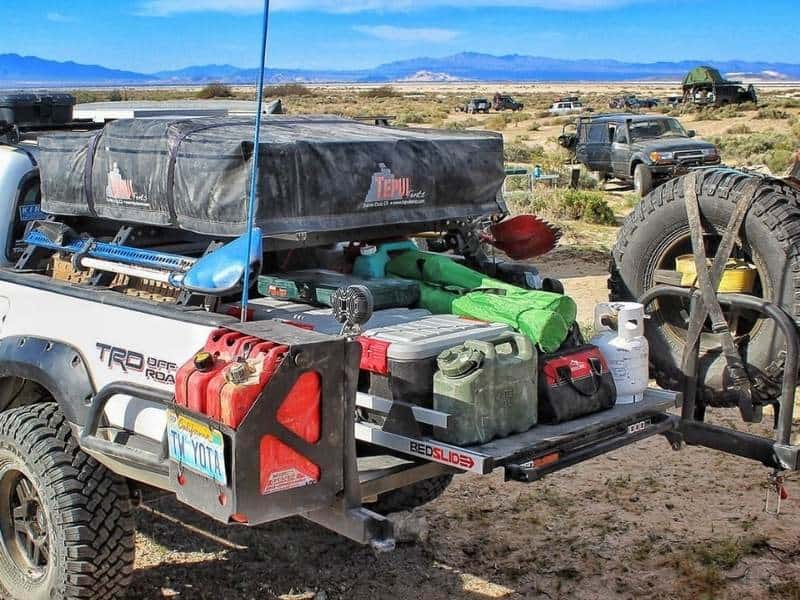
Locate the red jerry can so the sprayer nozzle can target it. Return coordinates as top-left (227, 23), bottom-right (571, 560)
top-left (175, 329), bottom-right (246, 414)
top-left (260, 370), bottom-right (323, 495)
top-left (205, 342), bottom-right (289, 428)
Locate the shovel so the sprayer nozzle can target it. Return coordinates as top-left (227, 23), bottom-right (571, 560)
top-left (483, 215), bottom-right (562, 260)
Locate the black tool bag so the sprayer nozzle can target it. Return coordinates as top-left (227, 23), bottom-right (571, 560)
top-left (538, 345), bottom-right (616, 424)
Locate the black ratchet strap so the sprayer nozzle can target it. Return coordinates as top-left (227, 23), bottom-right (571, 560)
top-left (682, 174), bottom-right (761, 421)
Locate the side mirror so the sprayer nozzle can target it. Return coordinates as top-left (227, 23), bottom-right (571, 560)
top-left (688, 130), bottom-right (696, 138)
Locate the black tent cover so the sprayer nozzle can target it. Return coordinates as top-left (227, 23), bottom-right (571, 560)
top-left (39, 116), bottom-right (506, 238)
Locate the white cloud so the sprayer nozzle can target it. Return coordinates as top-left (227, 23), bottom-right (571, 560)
top-left (138, 0), bottom-right (650, 16)
top-left (354, 25), bottom-right (459, 43)
top-left (46, 11), bottom-right (76, 23)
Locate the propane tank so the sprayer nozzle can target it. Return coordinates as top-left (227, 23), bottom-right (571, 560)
top-left (590, 302), bottom-right (649, 405)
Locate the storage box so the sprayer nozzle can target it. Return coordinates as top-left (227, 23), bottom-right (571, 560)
top-left (0, 93), bottom-right (76, 128)
top-left (257, 270), bottom-right (419, 310)
top-left (358, 316), bottom-right (511, 407)
top-left (247, 297), bottom-right (431, 336)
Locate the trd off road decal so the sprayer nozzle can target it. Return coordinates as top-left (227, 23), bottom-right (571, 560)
top-left (96, 343), bottom-right (178, 384)
top-left (363, 163), bottom-right (429, 208)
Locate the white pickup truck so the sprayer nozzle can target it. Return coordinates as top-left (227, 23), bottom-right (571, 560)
top-left (0, 111), bottom-right (796, 600)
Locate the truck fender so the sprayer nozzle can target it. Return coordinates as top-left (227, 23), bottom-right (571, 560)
top-left (0, 335), bottom-right (95, 425)
top-left (630, 157), bottom-right (646, 176)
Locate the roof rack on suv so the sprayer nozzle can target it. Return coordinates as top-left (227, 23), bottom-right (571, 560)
top-left (0, 119), bottom-right (105, 145)
top-left (0, 92), bottom-right (106, 145)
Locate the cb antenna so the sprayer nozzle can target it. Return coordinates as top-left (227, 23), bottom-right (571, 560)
top-left (240, 0), bottom-right (271, 322)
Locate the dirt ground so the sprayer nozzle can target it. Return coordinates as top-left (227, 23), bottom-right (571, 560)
top-left (129, 250), bottom-right (800, 600)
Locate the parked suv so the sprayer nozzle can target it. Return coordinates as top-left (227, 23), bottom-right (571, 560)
top-left (609, 95), bottom-right (659, 110)
top-left (549, 99), bottom-right (585, 116)
top-left (492, 93), bottom-right (524, 111)
top-left (462, 98), bottom-right (491, 114)
top-left (562, 113), bottom-right (721, 196)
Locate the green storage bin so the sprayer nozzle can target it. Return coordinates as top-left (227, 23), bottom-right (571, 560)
top-left (433, 333), bottom-right (537, 446)
top-left (258, 270), bottom-right (419, 309)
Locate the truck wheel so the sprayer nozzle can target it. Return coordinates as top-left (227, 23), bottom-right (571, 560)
top-left (367, 474), bottom-right (453, 514)
top-left (610, 169), bottom-right (800, 407)
top-left (633, 164), bottom-right (653, 196)
top-left (0, 404), bottom-right (134, 600)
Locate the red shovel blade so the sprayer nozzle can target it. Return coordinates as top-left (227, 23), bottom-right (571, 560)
top-left (488, 215), bottom-right (562, 260)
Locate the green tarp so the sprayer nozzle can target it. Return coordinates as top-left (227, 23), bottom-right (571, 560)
top-left (387, 250), bottom-right (577, 352)
top-left (682, 66), bottom-right (727, 88)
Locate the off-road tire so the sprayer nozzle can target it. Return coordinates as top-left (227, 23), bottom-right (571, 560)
top-left (0, 403), bottom-right (135, 600)
top-left (633, 164), bottom-right (653, 197)
top-left (610, 168), bottom-right (800, 406)
top-left (367, 474), bottom-right (454, 514)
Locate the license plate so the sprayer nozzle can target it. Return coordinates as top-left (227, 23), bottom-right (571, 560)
top-left (166, 411), bottom-right (227, 486)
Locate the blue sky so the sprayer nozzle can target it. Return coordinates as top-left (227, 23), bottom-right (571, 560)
top-left (2, 0), bottom-right (797, 72)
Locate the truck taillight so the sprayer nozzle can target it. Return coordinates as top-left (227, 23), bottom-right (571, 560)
top-left (357, 337), bottom-right (390, 375)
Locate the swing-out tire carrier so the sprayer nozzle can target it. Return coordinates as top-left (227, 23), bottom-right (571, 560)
top-left (641, 285), bottom-right (800, 473)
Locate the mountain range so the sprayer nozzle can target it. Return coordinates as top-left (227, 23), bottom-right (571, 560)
top-left (3, 52), bottom-right (800, 86)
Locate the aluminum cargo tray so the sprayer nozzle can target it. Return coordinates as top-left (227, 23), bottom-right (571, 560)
top-left (355, 388), bottom-right (680, 477)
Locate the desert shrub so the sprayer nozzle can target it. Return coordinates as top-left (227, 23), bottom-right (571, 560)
top-left (528, 122), bottom-right (541, 132)
top-left (711, 131), bottom-right (797, 173)
top-left (508, 189), bottom-right (615, 225)
top-left (504, 143), bottom-right (543, 163)
top-left (445, 121), bottom-right (466, 131)
top-left (196, 83), bottom-right (233, 99)
top-left (485, 114), bottom-right (512, 131)
top-left (577, 170), bottom-right (598, 190)
top-left (562, 190), bottom-right (616, 224)
top-left (716, 105), bottom-right (743, 119)
top-left (360, 86), bottom-right (400, 98)
top-left (756, 107), bottom-right (790, 120)
top-left (767, 149), bottom-right (794, 175)
top-left (694, 107), bottom-right (721, 121)
top-left (109, 89), bottom-right (124, 102)
top-left (70, 90), bottom-right (99, 104)
top-left (791, 118), bottom-right (800, 139)
top-left (726, 123), bottom-right (752, 135)
top-left (268, 83), bottom-right (314, 97)
top-left (504, 175), bottom-right (532, 192)
top-left (396, 111), bottom-right (430, 125)
top-left (509, 112), bottom-right (531, 126)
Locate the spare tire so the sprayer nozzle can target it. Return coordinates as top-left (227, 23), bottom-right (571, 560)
top-left (609, 169), bottom-right (800, 406)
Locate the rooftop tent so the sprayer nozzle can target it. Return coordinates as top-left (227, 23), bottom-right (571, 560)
top-left (682, 66), bottom-right (727, 89)
top-left (38, 116), bottom-right (506, 238)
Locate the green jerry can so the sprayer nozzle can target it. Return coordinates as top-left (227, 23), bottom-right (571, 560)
top-left (433, 334), bottom-right (537, 446)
